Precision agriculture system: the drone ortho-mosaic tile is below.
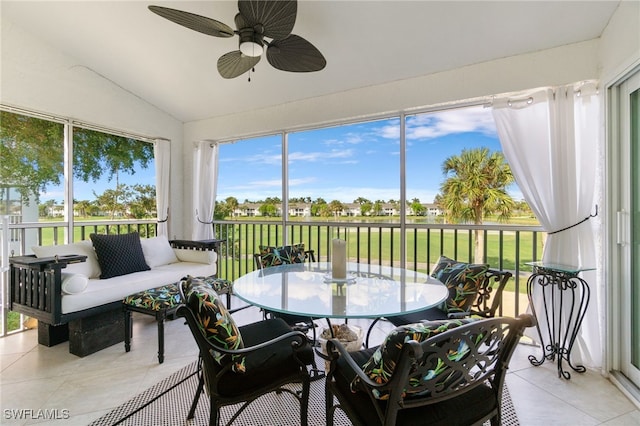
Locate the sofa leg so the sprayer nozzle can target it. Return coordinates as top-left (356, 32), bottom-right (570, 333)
top-left (37, 322), bottom-right (69, 347)
top-left (69, 309), bottom-right (124, 357)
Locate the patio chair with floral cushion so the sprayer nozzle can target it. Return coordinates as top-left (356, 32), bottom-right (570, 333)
top-left (177, 276), bottom-right (314, 426)
top-left (253, 243), bottom-right (325, 380)
top-left (365, 255), bottom-right (511, 347)
top-left (325, 314), bottom-right (535, 426)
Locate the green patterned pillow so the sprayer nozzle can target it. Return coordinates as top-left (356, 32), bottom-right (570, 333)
top-left (431, 256), bottom-right (489, 314)
top-left (352, 318), bottom-right (477, 399)
top-left (184, 276), bottom-right (245, 373)
top-left (259, 243), bottom-right (306, 268)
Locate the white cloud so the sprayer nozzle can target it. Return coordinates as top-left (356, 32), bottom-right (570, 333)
top-left (289, 149), bottom-right (355, 163)
top-left (377, 106), bottom-right (497, 140)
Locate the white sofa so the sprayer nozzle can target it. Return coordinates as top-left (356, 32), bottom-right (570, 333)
top-left (9, 234), bottom-right (218, 356)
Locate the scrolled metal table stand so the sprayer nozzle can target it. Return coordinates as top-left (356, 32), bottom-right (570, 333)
top-left (526, 264), bottom-right (591, 379)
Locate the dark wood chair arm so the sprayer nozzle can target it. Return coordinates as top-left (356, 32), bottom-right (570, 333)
top-left (169, 239), bottom-right (223, 251)
top-left (10, 254), bottom-right (87, 271)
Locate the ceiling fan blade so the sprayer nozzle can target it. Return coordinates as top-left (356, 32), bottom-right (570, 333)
top-left (217, 51), bottom-right (261, 79)
top-left (238, 0), bottom-right (297, 40)
top-left (149, 6), bottom-right (234, 38)
top-left (266, 35), bottom-right (326, 73)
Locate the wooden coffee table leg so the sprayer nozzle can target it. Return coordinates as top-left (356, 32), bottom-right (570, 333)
top-left (157, 313), bottom-right (165, 364)
top-left (124, 308), bottom-right (132, 352)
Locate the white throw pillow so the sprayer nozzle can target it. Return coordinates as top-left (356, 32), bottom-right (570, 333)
top-left (140, 235), bottom-right (179, 268)
top-left (32, 241), bottom-right (101, 278)
top-left (173, 248), bottom-right (216, 265)
top-left (61, 273), bottom-right (89, 294)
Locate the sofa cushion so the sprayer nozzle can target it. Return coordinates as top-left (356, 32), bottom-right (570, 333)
top-left (430, 256), bottom-right (489, 314)
top-left (61, 273), bottom-right (89, 294)
top-left (173, 248), bottom-right (216, 264)
top-left (140, 235), bottom-right (178, 267)
top-left (90, 233), bottom-right (150, 279)
top-left (353, 318), bottom-right (477, 399)
top-left (61, 260), bottom-right (215, 314)
top-left (259, 243), bottom-right (306, 268)
top-left (32, 240), bottom-right (101, 279)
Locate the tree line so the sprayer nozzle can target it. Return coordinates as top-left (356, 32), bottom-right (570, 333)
top-left (39, 184), bottom-right (156, 220)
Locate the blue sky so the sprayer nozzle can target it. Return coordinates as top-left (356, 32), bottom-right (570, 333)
top-left (218, 105), bottom-right (522, 204)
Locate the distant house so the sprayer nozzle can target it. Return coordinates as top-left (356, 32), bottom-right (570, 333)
top-left (235, 203), bottom-right (261, 217)
top-left (423, 203), bottom-right (442, 216)
top-left (288, 203), bottom-right (311, 217)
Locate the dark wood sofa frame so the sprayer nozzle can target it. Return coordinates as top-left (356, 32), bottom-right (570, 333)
top-left (9, 239), bottom-right (220, 356)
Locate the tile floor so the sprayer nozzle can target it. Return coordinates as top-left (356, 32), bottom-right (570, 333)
top-left (1, 300), bottom-right (639, 426)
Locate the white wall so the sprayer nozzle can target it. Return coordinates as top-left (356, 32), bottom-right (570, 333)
top-left (600, 0), bottom-right (640, 82)
top-left (0, 18), bottom-right (187, 238)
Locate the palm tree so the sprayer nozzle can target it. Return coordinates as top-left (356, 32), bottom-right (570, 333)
top-left (328, 200), bottom-right (345, 218)
top-left (439, 147), bottom-right (515, 262)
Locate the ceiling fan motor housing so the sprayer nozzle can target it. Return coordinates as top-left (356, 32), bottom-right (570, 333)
top-left (236, 13), bottom-right (264, 57)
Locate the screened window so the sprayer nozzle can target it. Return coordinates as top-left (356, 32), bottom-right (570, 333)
top-left (216, 135), bottom-right (282, 220)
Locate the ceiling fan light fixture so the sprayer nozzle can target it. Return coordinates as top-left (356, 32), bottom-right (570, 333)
top-left (240, 40), bottom-right (264, 57)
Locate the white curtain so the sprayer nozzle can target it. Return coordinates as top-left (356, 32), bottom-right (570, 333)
top-left (192, 141), bottom-right (219, 240)
top-left (492, 81), bottom-right (602, 368)
top-left (153, 138), bottom-right (171, 237)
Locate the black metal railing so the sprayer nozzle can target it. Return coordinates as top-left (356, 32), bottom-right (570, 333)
top-left (213, 219), bottom-right (544, 318)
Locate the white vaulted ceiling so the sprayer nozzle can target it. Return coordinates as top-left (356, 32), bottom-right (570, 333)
top-left (0, 1), bottom-right (621, 123)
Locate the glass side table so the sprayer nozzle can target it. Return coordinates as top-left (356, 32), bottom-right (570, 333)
top-left (525, 262), bottom-right (595, 379)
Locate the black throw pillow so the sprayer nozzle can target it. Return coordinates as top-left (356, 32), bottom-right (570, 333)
top-left (90, 233), bottom-right (151, 279)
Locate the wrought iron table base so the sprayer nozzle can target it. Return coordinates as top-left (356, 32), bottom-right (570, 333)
top-left (526, 264), bottom-right (591, 379)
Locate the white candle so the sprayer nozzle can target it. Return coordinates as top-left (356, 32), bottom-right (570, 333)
top-left (332, 238), bottom-right (347, 279)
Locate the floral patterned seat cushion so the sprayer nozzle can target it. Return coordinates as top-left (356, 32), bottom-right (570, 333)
top-left (430, 256), bottom-right (489, 314)
top-left (123, 283), bottom-right (182, 311)
top-left (183, 276), bottom-right (246, 373)
top-left (352, 318), bottom-right (478, 400)
top-left (259, 243), bottom-right (306, 268)
top-left (123, 276), bottom-right (232, 312)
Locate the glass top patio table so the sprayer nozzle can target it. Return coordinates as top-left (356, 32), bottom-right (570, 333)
top-left (232, 262), bottom-right (448, 319)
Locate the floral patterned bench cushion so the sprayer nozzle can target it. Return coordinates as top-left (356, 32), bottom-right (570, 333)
top-left (183, 275), bottom-right (246, 373)
top-left (259, 243), bottom-right (306, 268)
top-left (431, 256), bottom-right (489, 314)
top-left (352, 318), bottom-right (478, 400)
top-left (123, 283), bottom-right (182, 311)
top-left (122, 276), bottom-right (232, 312)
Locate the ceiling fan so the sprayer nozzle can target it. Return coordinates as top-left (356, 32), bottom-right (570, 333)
top-left (148, 0), bottom-right (326, 80)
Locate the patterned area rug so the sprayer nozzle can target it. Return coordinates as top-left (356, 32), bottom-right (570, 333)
top-left (89, 356), bottom-right (520, 426)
